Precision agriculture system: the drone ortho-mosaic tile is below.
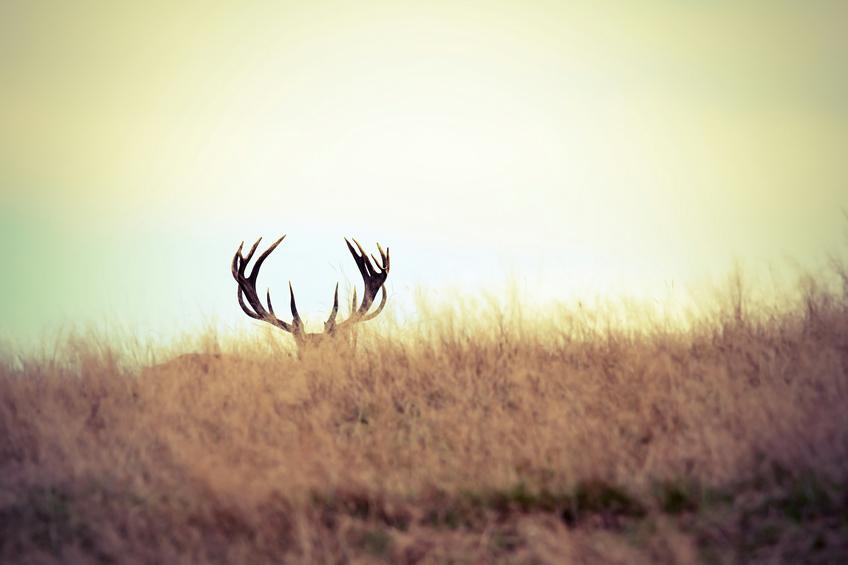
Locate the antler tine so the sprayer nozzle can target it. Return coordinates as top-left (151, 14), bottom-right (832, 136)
top-left (324, 283), bottom-right (340, 333)
top-left (248, 235), bottom-right (286, 283)
top-left (344, 238), bottom-right (365, 274)
top-left (369, 246), bottom-right (390, 273)
top-left (370, 253), bottom-right (382, 272)
top-left (344, 237), bottom-right (358, 257)
top-left (353, 238), bottom-right (376, 276)
top-left (379, 244), bottom-right (390, 272)
top-left (332, 282), bottom-right (339, 309)
top-left (231, 241), bottom-right (245, 280)
top-left (372, 242), bottom-right (387, 271)
top-left (266, 288), bottom-right (276, 316)
top-left (243, 238), bottom-right (262, 268)
top-left (329, 283), bottom-right (339, 320)
top-left (289, 282), bottom-right (303, 331)
top-left (352, 238), bottom-right (367, 256)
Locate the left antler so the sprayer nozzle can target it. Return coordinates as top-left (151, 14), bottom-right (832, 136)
top-left (231, 235), bottom-right (305, 339)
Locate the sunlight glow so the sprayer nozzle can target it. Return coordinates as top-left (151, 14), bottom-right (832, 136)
top-left (2, 1), bottom-right (847, 344)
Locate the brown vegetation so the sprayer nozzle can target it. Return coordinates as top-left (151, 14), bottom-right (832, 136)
top-left (1, 270), bottom-right (847, 563)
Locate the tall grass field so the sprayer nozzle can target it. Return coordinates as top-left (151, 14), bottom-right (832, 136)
top-left (2, 267), bottom-right (847, 563)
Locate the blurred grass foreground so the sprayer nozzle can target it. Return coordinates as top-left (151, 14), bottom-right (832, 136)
top-left (2, 264), bottom-right (848, 564)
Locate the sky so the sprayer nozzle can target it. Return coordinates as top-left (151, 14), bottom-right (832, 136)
top-left (2, 1), bottom-right (847, 346)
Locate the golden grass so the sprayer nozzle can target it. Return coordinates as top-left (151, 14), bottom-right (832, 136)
top-left (1, 270), bottom-right (847, 563)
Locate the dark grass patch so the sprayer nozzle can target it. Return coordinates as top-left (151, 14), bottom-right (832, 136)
top-left (310, 489), bottom-right (412, 531)
top-left (561, 479), bottom-right (647, 527)
top-left (422, 479), bottom-right (645, 530)
top-left (0, 485), bottom-right (98, 559)
top-left (766, 475), bottom-right (839, 523)
top-left (422, 489), bottom-right (488, 529)
top-left (352, 527), bottom-right (394, 558)
top-left (655, 480), bottom-right (700, 514)
top-left (691, 473), bottom-right (848, 563)
top-left (654, 479), bottom-right (734, 516)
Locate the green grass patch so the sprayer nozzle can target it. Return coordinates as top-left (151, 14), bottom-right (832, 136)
top-left (423, 479), bottom-right (646, 530)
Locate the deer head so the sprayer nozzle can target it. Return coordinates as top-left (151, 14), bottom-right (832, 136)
top-left (231, 235), bottom-right (390, 347)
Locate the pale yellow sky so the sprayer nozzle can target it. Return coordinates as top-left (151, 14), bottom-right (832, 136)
top-left (2, 1), bottom-right (847, 344)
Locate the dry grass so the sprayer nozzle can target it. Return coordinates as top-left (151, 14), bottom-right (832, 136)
top-left (2, 270), bottom-right (848, 564)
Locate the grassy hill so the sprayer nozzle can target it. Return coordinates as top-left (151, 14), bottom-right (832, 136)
top-left (2, 271), bottom-right (847, 563)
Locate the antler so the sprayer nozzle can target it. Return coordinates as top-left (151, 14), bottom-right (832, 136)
top-left (231, 235), bottom-right (305, 338)
top-left (232, 235), bottom-right (390, 344)
top-left (326, 238), bottom-right (391, 333)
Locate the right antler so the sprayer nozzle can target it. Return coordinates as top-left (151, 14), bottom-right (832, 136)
top-left (325, 238), bottom-right (391, 334)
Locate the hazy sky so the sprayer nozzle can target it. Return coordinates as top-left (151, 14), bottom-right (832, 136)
top-left (2, 1), bottom-right (847, 345)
